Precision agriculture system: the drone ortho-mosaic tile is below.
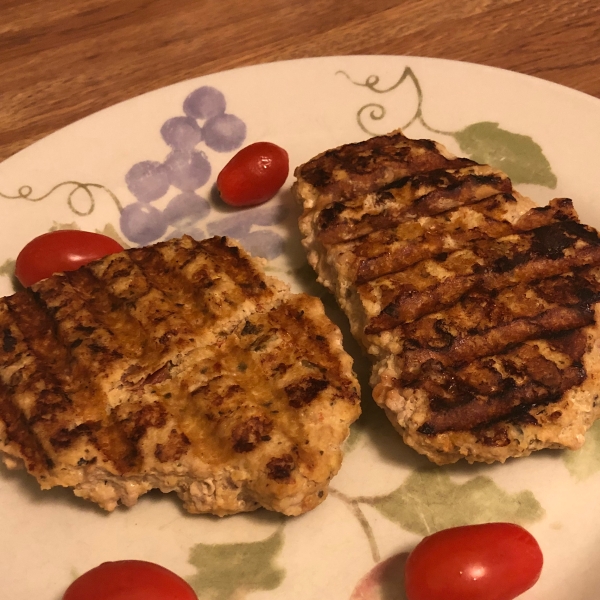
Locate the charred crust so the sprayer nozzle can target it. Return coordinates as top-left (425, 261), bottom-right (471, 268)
top-left (51, 421), bottom-right (101, 450)
top-left (158, 330), bottom-right (177, 345)
top-left (241, 320), bottom-right (263, 336)
top-left (273, 363), bottom-right (289, 375)
top-left (155, 429), bottom-right (190, 463)
top-left (0, 384), bottom-right (55, 471)
top-left (285, 377), bottom-right (328, 408)
top-left (414, 359), bottom-right (585, 435)
top-left (266, 454), bottom-right (295, 481)
top-left (317, 202), bottom-right (346, 232)
top-left (137, 362), bottom-right (174, 388)
top-left (476, 427), bottom-right (511, 447)
top-left (417, 422), bottom-right (435, 436)
top-left (232, 416), bottom-right (274, 453)
top-left (299, 132), bottom-right (475, 200)
top-left (29, 388), bottom-right (73, 422)
top-left (202, 236), bottom-right (269, 297)
top-left (531, 221), bottom-right (600, 259)
top-left (2, 328), bottom-right (17, 353)
top-left (119, 402), bottom-right (168, 444)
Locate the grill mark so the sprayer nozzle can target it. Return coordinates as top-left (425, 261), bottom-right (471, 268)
top-left (513, 197), bottom-right (578, 231)
top-left (298, 131), bottom-right (474, 197)
top-left (50, 421), bottom-right (100, 450)
top-left (64, 267), bottom-right (150, 358)
top-left (366, 221), bottom-right (600, 333)
top-left (93, 402), bottom-right (168, 474)
top-left (401, 269), bottom-right (600, 351)
top-left (355, 217), bottom-right (509, 285)
top-left (417, 364), bottom-right (584, 434)
top-left (285, 377), bottom-right (328, 408)
top-left (366, 274), bottom-right (478, 333)
top-left (157, 237), bottom-right (276, 333)
top-left (401, 305), bottom-right (593, 383)
top-left (200, 236), bottom-right (270, 297)
top-left (2, 293), bottom-right (97, 425)
top-left (2, 328), bottom-right (16, 353)
top-left (33, 274), bottom-right (127, 368)
top-left (353, 193), bottom-right (566, 285)
top-left (3, 292), bottom-right (69, 370)
top-left (317, 168), bottom-right (509, 245)
top-left (0, 379), bottom-right (54, 471)
top-left (237, 298), bottom-right (359, 405)
top-left (88, 251), bottom-right (194, 351)
top-left (410, 334), bottom-right (588, 435)
top-left (128, 244), bottom-right (226, 342)
top-left (138, 241), bottom-right (220, 327)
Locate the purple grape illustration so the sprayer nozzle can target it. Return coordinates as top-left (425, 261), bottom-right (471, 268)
top-left (164, 150), bottom-right (211, 191)
top-left (248, 203), bottom-right (289, 226)
top-left (160, 116), bottom-right (203, 151)
top-left (206, 213), bottom-right (253, 239)
top-left (183, 86), bottom-right (226, 120)
top-left (120, 85), bottom-right (258, 248)
top-left (164, 192), bottom-right (210, 228)
top-left (205, 202), bottom-right (287, 239)
top-left (125, 161), bottom-right (170, 202)
top-left (120, 203), bottom-right (168, 245)
top-left (206, 201), bottom-right (287, 260)
top-left (242, 230), bottom-right (285, 260)
top-left (202, 113), bottom-right (246, 152)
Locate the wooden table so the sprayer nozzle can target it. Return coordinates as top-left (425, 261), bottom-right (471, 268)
top-left (1, 0), bottom-right (598, 163)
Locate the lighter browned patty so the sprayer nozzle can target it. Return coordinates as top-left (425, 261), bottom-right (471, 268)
top-left (0, 235), bottom-right (360, 515)
top-left (294, 129), bottom-right (600, 464)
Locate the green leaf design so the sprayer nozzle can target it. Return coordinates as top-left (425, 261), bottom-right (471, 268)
top-left (97, 223), bottom-right (129, 248)
top-left (0, 259), bottom-right (15, 278)
top-left (344, 423), bottom-right (363, 453)
top-left (563, 420), bottom-right (600, 480)
top-left (49, 221), bottom-right (81, 231)
top-left (187, 529), bottom-right (285, 600)
top-left (453, 122), bottom-right (557, 188)
top-left (370, 469), bottom-right (544, 536)
top-left (0, 259), bottom-right (19, 293)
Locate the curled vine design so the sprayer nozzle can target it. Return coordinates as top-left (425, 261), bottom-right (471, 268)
top-left (336, 67), bottom-right (454, 137)
top-left (0, 181), bottom-right (123, 216)
top-left (336, 66), bottom-right (558, 189)
top-left (330, 488), bottom-right (381, 562)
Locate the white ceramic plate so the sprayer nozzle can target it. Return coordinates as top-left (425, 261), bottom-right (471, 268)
top-left (1, 56), bottom-right (600, 600)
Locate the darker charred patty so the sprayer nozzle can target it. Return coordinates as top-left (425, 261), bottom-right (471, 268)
top-left (294, 129), bottom-right (600, 464)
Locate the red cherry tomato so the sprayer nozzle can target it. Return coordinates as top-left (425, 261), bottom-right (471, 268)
top-left (217, 141), bottom-right (289, 207)
top-left (404, 523), bottom-right (543, 600)
top-left (62, 560), bottom-right (197, 600)
top-left (15, 230), bottom-right (124, 287)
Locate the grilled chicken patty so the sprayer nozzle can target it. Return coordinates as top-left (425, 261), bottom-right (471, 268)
top-left (0, 235), bottom-right (360, 515)
top-left (294, 130), bottom-right (600, 464)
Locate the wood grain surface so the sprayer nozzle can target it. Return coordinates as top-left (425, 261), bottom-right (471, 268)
top-left (1, 0), bottom-right (598, 162)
